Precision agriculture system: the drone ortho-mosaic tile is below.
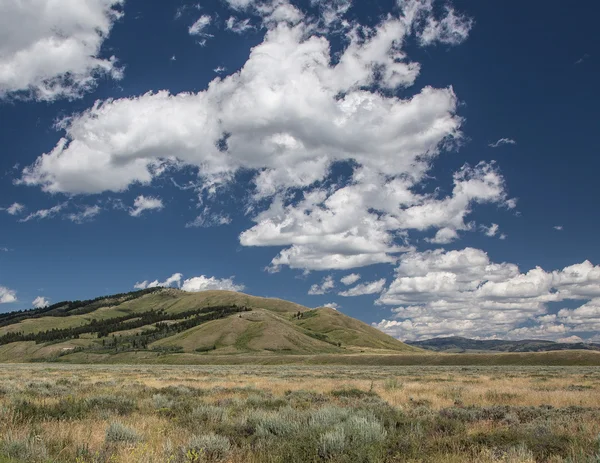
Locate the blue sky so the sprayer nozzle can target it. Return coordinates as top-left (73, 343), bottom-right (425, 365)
top-left (1, 0), bottom-right (599, 342)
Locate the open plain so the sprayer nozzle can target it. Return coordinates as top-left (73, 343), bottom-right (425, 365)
top-left (0, 364), bottom-right (599, 463)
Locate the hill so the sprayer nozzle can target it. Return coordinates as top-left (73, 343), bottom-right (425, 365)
top-left (406, 336), bottom-right (600, 353)
top-left (0, 288), bottom-right (420, 362)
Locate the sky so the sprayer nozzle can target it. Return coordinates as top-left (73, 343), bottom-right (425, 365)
top-left (0, 0), bottom-right (599, 343)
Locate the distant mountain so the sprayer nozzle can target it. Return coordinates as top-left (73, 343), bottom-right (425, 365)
top-left (406, 336), bottom-right (600, 353)
top-left (0, 288), bottom-right (420, 362)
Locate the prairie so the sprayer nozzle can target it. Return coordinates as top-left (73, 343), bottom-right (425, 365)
top-left (0, 364), bottom-right (599, 462)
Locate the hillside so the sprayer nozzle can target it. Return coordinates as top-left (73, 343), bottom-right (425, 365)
top-left (0, 288), bottom-right (420, 362)
top-left (407, 336), bottom-right (600, 353)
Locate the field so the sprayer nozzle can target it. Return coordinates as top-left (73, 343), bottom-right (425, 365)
top-left (0, 365), bottom-right (599, 462)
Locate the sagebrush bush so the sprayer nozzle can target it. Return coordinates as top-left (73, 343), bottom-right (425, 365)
top-left (105, 422), bottom-right (140, 444)
top-left (185, 433), bottom-right (231, 461)
top-left (0, 432), bottom-right (48, 462)
top-left (319, 428), bottom-right (346, 459)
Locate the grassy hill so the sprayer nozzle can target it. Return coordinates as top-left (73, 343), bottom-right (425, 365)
top-left (0, 288), bottom-right (419, 362)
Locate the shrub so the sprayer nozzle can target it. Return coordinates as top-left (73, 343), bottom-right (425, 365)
top-left (105, 422), bottom-right (140, 444)
top-left (190, 404), bottom-right (227, 424)
top-left (87, 394), bottom-right (136, 415)
top-left (343, 416), bottom-right (387, 445)
top-left (330, 387), bottom-right (378, 399)
top-left (309, 406), bottom-right (352, 428)
top-left (243, 407), bottom-right (303, 438)
top-left (319, 428), bottom-right (346, 459)
top-left (383, 377), bottom-right (403, 391)
top-left (185, 433), bottom-right (231, 461)
top-left (152, 393), bottom-right (174, 410)
top-left (0, 433), bottom-right (48, 462)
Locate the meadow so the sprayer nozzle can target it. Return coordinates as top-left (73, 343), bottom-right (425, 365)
top-left (0, 364), bottom-right (599, 463)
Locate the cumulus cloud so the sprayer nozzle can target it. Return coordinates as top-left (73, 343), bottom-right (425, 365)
top-left (340, 273), bottom-right (361, 286)
top-left (181, 275), bottom-right (245, 292)
top-left (129, 196), bottom-right (164, 217)
top-left (322, 302), bottom-right (340, 310)
top-left (554, 225), bottom-right (563, 231)
top-left (134, 273), bottom-right (183, 289)
top-left (489, 138), bottom-right (516, 148)
top-left (425, 228), bottom-right (458, 244)
top-left (374, 248), bottom-right (600, 341)
top-left (339, 278), bottom-right (386, 297)
top-left (67, 205), bottom-right (102, 223)
top-left (243, 161), bottom-right (510, 271)
top-left (0, 286), bottom-right (17, 304)
top-left (134, 273), bottom-right (244, 292)
top-left (17, 0), bottom-right (490, 271)
top-left (308, 275), bottom-right (335, 295)
top-left (0, 0), bottom-right (124, 101)
top-left (32, 296), bottom-right (50, 308)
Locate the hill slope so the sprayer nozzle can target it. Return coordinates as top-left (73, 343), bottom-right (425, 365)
top-left (0, 288), bottom-right (419, 362)
top-left (407, 336), bottom-right (600, 353)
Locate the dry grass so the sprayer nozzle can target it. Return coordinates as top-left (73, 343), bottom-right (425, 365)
top-left (0, 364), bottom-right (599, 462)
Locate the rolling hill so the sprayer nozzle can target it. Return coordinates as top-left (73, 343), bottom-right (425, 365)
top-left (0, 288), bottom-right (421, 362)
top-left (407, 336), bottom-right (600, 353)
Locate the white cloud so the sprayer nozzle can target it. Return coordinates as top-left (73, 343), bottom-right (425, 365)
top-left (67, 205), bottom-right (102, 223)
top-left (129, 196), bottom-right (164, 217)
top-left (3, 203), bottom-right (25, 215)
top-left (322, 302), bottom-right (340, 310)
top-left (340, 273), bottom-right (361, 285)
top-left (415, 3), bottom-right (473, 46)
top-left (225, 16), bottom-right (253, 33)
top-left (339, 278), bottom-right (386, 296)
top-left (224, 0), bottom-right (256, 10)
top-left (134, 273), bottom-right (244, 292)
top-left (243, 161), bottom-right (509, 271)
top-left (425, 227), bottom-right (458, 244)
top-left (32, 296), bottom-right (50, 308)
top-left (311, 0), bottom-right (352, 27)
top-left (0, 286), bottom-right (17, 304)
top-left (189, 15), bottom-right (212, 36)
top-left (213, 66), bottom-right (227, 74)
top-left (20, 1), bottom-right (468, 196)
top-left (0, 0), bottom-right (124, 101)
top-left (134, 273), bottom-right (183, 290)
top-left (308, 275), bottom-right (335, 295)
top-left (181, 275), bottom-right (245, 292)
top-left (186, 208), bottom-right (231, 228)
top-left (19, 203), bottom-right (66, 222)
top-left (489, 138), bottom-right (516, 148)
top-left (481, 223), bottom-right (499, 237)
top-left (374, 248), bottom-right (600, 341)
top-left (554, 225), bottom-right (563, 231)
top-left (19, 0), bottom-right (481, 271)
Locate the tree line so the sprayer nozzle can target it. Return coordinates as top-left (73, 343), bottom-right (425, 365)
top-left (0, 287), bottom-right (163, 328)
top-left (0, 304), bottom-right (251, 346)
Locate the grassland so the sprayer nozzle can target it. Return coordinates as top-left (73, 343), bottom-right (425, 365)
top-left (1, 364), bottom-right (600, 462)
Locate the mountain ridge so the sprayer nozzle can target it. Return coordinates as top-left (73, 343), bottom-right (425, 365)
top-left (406, 336), bottom-right (600, 353)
